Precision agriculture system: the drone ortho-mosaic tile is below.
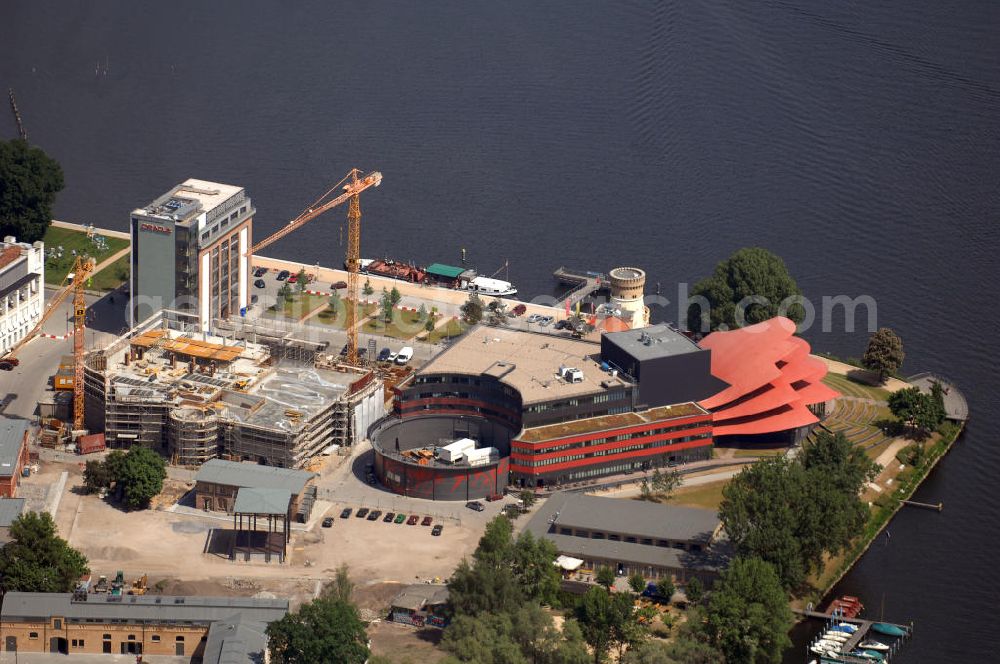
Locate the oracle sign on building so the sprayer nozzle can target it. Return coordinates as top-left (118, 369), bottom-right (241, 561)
top-left (140, 222), bottom-right (172, 235)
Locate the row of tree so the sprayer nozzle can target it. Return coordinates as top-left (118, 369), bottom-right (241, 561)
top-left (719, 430), bottom-right (879, 591)
top-left (82, 445), bottom-right (167, 509)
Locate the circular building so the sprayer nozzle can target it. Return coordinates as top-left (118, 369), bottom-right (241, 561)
top-left (370, 414), bottom-right (514, 501)
top-left (608, 266), bottom-right (649, 329)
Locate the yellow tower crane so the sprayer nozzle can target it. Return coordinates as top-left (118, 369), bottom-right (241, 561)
top-left (250, 168), bottom-right (382, 366)
top-left (0, 256), bottom-right (96, 431)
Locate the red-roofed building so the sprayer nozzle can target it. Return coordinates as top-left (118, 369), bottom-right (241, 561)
top-left (697, 317), bottom-right (839, 443)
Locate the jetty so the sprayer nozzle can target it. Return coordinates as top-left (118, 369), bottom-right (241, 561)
top-left (796, 610), bottom-right (912, 663)
top-left (552, 266), bottom-right (608, 305)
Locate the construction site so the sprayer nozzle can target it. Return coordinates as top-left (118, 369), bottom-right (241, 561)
top-left (81, 310), bottom-right (386, 468)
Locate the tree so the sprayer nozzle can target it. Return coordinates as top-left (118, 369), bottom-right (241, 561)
top-left (390, 286), bottom-right (402, 307)
top-left (0, 139), bottom-right (65, 242)
top-left (576, 587), bottom-right (639, 664)
top-left (486, 298), bottom-right (510, 326)
top-left (684, 576), bottom-right (703, 604)
top-left (888, 386), bottom-right (945, 434)
top-left (622, 633), bottom-right (722, 664)
top-left (362, 278), bottom-right (374, 296)
top-left (596, 566), bottom-right (616, 591)
top-left (277, 282), bottom-right (292, 301)
top-left (705, 557), bottom-right (792, 664)
top-left (460, 292), bottom-right (484, 325)
top-left (324, 563), bottom-right (354, 603)
top-left (510, 531), bottom-right (562, 606)
top-left (656, 577), bottom-right (675, 602)
top-left (862, 327), bottom-right (904, 383)
top-left (116, 445), bottom-right (167, 509)
top-left (328, 289), bottom-right (341, 310)
top-left (82, 459), bottom-right (112, 492)
top-left (518, 489), bottom-right (536, 510)
top-left (628, 572), bottom-right (647, 595)
top-left (686, 247), bottom-right (804, 333)
top-left (639, 477), bottom-right (652, 501)
top-left (800, 430), bottom-right (879, 495)
top-left (295, 268), bottom-right (308, 292)
top-left (651, 468), bottom-right (682, 497)
top-left (267, 596), bottom-right (369, 664)
top-left (0, 512), bottom-right (89, 593)
top-left (379, 287), bottom-right (394, 323)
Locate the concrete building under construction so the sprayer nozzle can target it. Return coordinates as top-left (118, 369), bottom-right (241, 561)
top-left (83, 312), bottom-right (384, 468)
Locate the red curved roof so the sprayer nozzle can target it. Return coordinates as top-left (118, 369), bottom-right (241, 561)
top-left (698, 317), bottom-right (839, 437)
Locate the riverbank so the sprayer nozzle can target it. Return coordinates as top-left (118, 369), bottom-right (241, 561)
top-left (799, 410), bottom-right (966, 613)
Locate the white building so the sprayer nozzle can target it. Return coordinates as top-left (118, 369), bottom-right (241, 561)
top-left (0, 237), bottom-right (44, 354)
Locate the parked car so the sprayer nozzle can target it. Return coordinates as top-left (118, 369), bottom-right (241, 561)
top-left (406, 515), bottom-right (419, 525)
top-left (377, 348), bottom-right (392, 362)
top-left (554, 319), bottom-right (570, 330)
top-left (356, 507), bottom-right (369, 519)
top-left (526, 313), bottom-right (542, 323)
top-left (465, 501), bottom-right (485, 512)
top-left (383, 512), bottom-right (396, 523)
top-left (322, 517), bottom-right (334, 528)
top-left (511, 303), bottom-right (527, 316)
top-left (276, 270), bottom-right (290, 281)
top-left (287, 274), bottom-right (298, 284)
top-left (367, 510), bottom-right (382, 521)
top-left (253, 267), bottom-right (269, 277)
top-left (331, 280), bottom-right (347, 290)
top-left (432, 524), bottom-right (443, 536)
top-left (366, 474), bottom-right (376, 486)
top-left (387, 351), bottom-right (398, 363)
top-left (485, 494), bottom-right (503, 502)
top-left (539, 316), bottom-right (554, 326)
top-left (340, 508), bottom-right (352, 519)
top-left (254, 279), bottom-right (265, 289)
top-left (250, 294), bottom-right (259, 305)
top-left (395, 346), bottom-right (413, 365)
top-left (394, 513), bottom-right (406, 524)
top-left (421, 516), bottom-right (433, 526)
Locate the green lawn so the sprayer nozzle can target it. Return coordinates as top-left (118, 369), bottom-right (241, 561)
top-left (266, 293), bottom-right (327, 320)
top-left (43, 226), bottom-right (128, 285)
top-left (89, 254), bottom-right (130, 291)
top-left (822, 372), bottom-right (892, 402)
top-left (364, 309), bottom-right (436, 340)
top-left (426, 318), bottom-right (468, 344)
top-left (665, 480), bottom-right (729, 510)
top-left (315, 301), bottom-right (377, 328)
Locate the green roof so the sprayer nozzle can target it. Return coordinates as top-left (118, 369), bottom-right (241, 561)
top-left (426, 263), bottom-right (466, 278)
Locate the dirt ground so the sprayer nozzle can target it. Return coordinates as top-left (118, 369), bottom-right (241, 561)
top-left (368, 621), bottom-right (447, 664)
top-left (35, 456), bottom-right (479, 613)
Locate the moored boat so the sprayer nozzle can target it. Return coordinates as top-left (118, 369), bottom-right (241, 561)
top-left (871, 622), bottom-right (907, 637)
top-left (859, 640), bottom-right (890, 652)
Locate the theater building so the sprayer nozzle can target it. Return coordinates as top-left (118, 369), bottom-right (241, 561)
top-left (386, 324), bottom-right (725, 490)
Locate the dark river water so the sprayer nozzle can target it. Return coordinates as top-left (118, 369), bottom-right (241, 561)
top-left (3, 2), bottom-right (998, 661)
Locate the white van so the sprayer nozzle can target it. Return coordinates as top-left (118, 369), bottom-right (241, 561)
top-left (395, 346), bottom-right (414, 365)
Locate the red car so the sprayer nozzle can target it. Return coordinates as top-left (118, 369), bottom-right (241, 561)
top-left (421, 516), bottom-right (433, 526)
top-left (287, 274), bottom-right (298, 284)
top-left (511, 304), bottom-right (527, 316)
top-left (406, 515), bottom-right (419, 525)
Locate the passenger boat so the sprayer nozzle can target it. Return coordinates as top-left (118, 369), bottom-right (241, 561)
top-left (871, 623), bottom-right (907, 637)
top-left (859, 640), bottom-right (890, 652)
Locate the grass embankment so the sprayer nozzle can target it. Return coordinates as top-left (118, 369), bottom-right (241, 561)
top-left (266, 293), bottom-right (328, 320)
top-left (426, 318), bottom-right (468, 343)
top-left (365, 309), bottom-right (439, 340)
top-left (43, 226), bottom-right (128, 285)
top-left (90, 255), bottom-right (130, 292)
top-left (315, 301), bottom-right (377, 328)
top-left (804, 421), bottom-right (964, 605)
top-left (666, 480), bottom-right (728, 510)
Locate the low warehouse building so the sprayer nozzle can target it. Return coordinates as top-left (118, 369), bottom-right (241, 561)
top-left (0, 592), bottom-right (288, 658)
top-left (523, 491), bottom-right (729, 584)
top-left (389, 584), bottom-right (449, 628)
top-left (194, 458), bottom-right (317, 521)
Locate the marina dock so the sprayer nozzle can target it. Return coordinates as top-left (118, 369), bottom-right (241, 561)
top-left (552, 266), bottom-right (608, 305)
top-left (796, 610), bottom-right (912, 663)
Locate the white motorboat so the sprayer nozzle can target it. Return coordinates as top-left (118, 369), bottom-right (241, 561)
top-left (823, 632), bottom-right (849, 642)
top-left (837, 622), bottom-right (859, 632)
top-left (859, 640), bottom-right (890, 652)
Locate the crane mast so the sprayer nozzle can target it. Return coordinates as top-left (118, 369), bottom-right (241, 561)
top-left (345, 170), bottom-right (363, 365)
